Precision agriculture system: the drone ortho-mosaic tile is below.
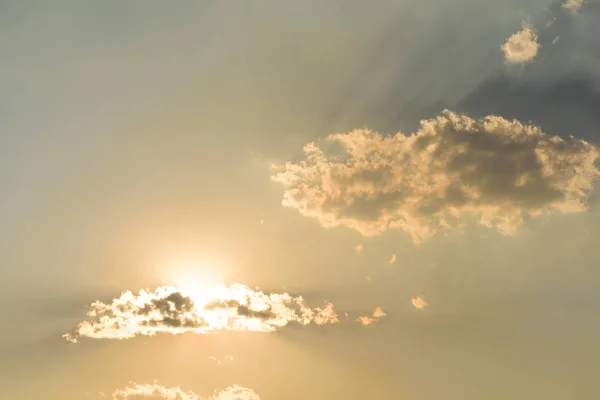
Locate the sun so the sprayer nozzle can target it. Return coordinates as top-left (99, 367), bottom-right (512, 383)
top-left (169, 260), bottom-right (222, 300)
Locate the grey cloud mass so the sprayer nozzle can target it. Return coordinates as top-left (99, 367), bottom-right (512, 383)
top-left (456, 73), bottom-right (600, 142)
top-left (272, 110), bottom-right (599, 243)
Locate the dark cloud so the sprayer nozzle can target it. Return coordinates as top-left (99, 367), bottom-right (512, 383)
top-left (454, 0), bottom-right (600, 138)
top-left (455, 73), bottom-right (600, 142)
top-left (236, 304), bottom-right (277, 321)
top-left (148, 292), bottom-right (195, 316)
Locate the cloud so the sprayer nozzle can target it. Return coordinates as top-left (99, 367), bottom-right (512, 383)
top-left (562, 0), bottom-right (584, 12)
top-left (388, 254), bottom-right (397, 264)
top-left (112, 383), bottom-right (260, 400)
top-left (272, 110), bottom-right (599, 243)
top-left (309, 301), bottom-right (340, 325)
top-left (373, 307), bottom-right (386, 319)
top-left (501, 24), bottom-right (540, 64)
top-left (208, 355), bottom-right (233, 367)
top-left (455, 73), bottom-right (600, 143)
top-left (211, 386), bottom-right (261, 400)
top-left (358, 307), bottom-right (386, 326)
top-left (354, 244), bottom-right (364, 254)
top-left (411, 296), bottom-right (428, 310)
top-left (357, 316), bottom-right (374, 325)
top-left (64, 284), bottom-right (338, 342)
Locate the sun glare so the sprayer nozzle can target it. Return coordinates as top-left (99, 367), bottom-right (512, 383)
top-left (170, 260), bottom-right (222, 299)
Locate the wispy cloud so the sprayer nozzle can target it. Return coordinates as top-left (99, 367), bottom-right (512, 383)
top-left (354, 244), bottom-right (364, 254)
top-left (64, 284), bottom-right (338, 342)
top-left (358, 307), bottom-right (386, 325)
top-left (208, 355), bottom-right (234, 367)
top-left (388, 254), bottom-right (397, 265)
top-left (501, 24), bottom-right (540, 64)
top-left (272, 110), bottom-right (599, 244)
top-left (112, 382), bottom-right (260, 400)
top-left (411, 296), bottom-right (428, 310)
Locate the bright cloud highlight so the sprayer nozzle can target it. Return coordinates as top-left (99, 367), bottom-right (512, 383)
top-left (64, 284), bottom-right (339, 342)
top-left (112, 382), bottom-right (260, 400)
top-left (272, 110), bottom-right (599, 244)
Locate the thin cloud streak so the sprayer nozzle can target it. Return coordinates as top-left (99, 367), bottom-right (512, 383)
top-left (112, 382), bottom-right (260, 400)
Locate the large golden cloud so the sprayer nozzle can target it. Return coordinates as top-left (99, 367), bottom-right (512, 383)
top-left (272, 110), bottom-right (599, 243)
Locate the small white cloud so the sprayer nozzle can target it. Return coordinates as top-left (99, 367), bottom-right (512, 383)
top-left (411, 296), bottom-right (429, 310)
top-left (358, 307), bottom-right (386, 326)
top-left (562, 0), bottom-right (584, 12)
top-left (552, 36), bottom-right (560, 45)
top-left (501, 24), bottom-right (540, 64)
top-left (354, 244), bottom-right (364, 254)
top-left (373, 307), bottom-right (386, 319)
top-left (388, 254), bottom-right (397, 265)
top-left (63, 333), bottom-right (78, 343)
top-left (357, 316), bottom-right (375, 325)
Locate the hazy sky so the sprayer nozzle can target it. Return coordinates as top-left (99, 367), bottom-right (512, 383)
top-left (1, 1), bottom-right (600, 399)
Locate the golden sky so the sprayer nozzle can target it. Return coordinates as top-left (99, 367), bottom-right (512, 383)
top-left (1, 1), bottom-right (600, 399)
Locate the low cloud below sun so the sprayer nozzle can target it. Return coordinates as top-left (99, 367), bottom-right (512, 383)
top-left (64, 284), bottom-right (339, 342)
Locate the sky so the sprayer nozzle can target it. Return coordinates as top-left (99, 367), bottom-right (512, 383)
top-left (1, 1), bottom-right (599, 399)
